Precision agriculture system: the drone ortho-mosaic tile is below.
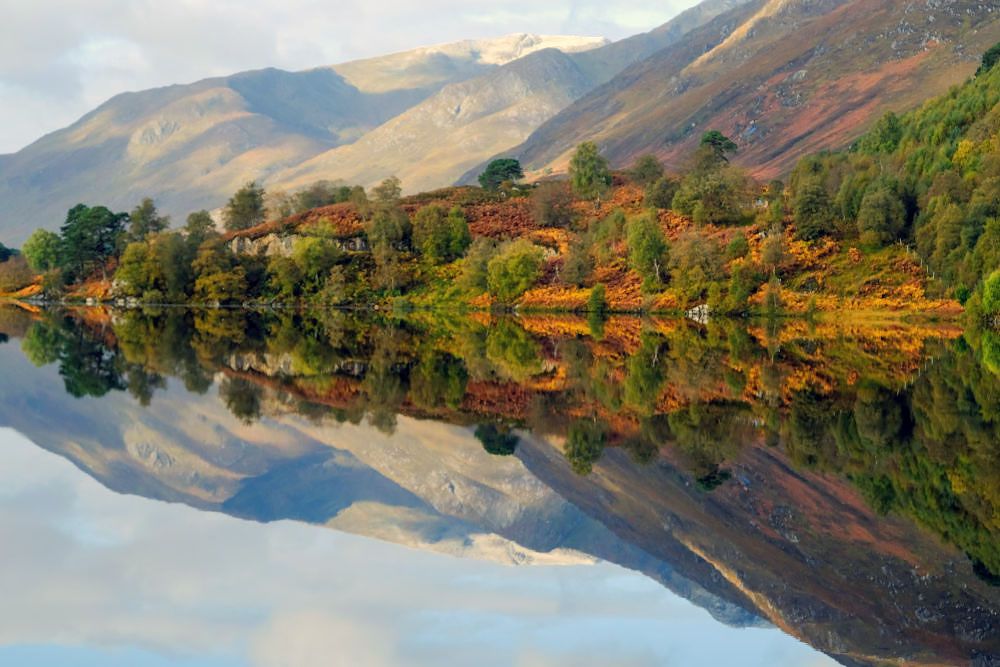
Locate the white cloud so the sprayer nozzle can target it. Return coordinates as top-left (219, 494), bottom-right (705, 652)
top-left (0, 0), bottom-right (698, 153)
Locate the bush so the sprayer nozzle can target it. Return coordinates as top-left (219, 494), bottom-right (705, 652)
top-left (486, 239), bottom-right (544, 304)
top-left (0, 256), bottom-right (33, 293)
top-left (983, 270), bottom-right (1000, 321)
top-left (532, 181), bottom-right (576, 228)
top-left (479, 159), bottom-right (524, 191)
top-left (644, 176), bottom-right (680, 210)
top-left (629, 154), bottom-right (664, 186)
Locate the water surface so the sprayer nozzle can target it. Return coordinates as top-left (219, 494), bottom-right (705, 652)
top-left (0, 306), bottom-right (997, 666)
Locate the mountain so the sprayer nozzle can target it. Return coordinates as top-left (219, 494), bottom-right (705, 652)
top-left (271, 0), bottom-right (752, 195)
top-left (486, 0), bottom-right (1000, 182)
top-left (0, 34), bottom-right (606, 245)
top-left (0, 337), bottom-right (758, 629)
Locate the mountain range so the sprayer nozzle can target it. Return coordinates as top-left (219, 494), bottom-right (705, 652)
top-left (2, 0), bottom-right (1000, 247)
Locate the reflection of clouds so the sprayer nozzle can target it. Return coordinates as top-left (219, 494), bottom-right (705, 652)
top-left (250, 612), bottom-right (394, 667)
top-left (0, 428), bottom-right (834, 666)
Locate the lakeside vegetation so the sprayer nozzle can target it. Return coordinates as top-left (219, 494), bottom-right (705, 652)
top-left (3, 304), bottom-right (998, 581)
top-left (2, 46), bottom-right (1000, 326)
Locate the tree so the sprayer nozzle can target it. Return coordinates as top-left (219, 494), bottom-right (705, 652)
top-left (626, 212), bottom-right (669, 290)
top-left (223, 181), bottom-right (266, 231)
top-left (192, 239), bottom-right (247, 304)
top-left (479, 159), bottom-right (524, 190)
top-left (793, 177), bottom-right (835, 240)
top-left (532, 181), bottom-right (576, 228)
top-left (587, 283), bottom-right (608, 313)
top-left (184, 211), bottom-right (217, 246)
top-left (475, 424), bottom-right (519, 456)
top-left (561, 235), bottom-right (593, 286)
top-left (978, 41), bottom-right (1000, 76)
top-left (21, 229), bottom-right (61, 272)
top-left (128, 197), bottom-right (169, 241)
top-left (699, 130), bottom-right (738, 166)
top-left (413, 204), bottom-right (469, 264)
top-left (983, 270), bottom-right (1000, 321)
top-left (669, 230), bottom-right (724, 303)
top-left (486, 239), bottom-right (543, 304)
top-left (629, 154), bottom-right (664, 186)
top-left (857, 182), bottom-right (906, 247)
top-left (0, 256), bottom-right (33, 293)
top-left (645, 176), bottom-right (680, 210)
top-left (564, 419), bottom-right (607, 475)
top-left (569, 142), bottom-right (612, 202)
top-left (59, 204), bottom-right (127, 280)
top-left (461, 238), bottom-right (498, 290)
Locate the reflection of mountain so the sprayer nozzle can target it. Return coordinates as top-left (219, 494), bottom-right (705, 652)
top-left (1, 310), bottom-right (998, 666)
top-left (0, 343), bottom-right (758, 628)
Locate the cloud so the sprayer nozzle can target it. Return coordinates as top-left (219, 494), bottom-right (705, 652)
top-left (0, 0), bottom-right (697, 153)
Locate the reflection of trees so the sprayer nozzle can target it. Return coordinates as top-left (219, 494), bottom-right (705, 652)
top-left (12, 306), bottom-right (1000, 578)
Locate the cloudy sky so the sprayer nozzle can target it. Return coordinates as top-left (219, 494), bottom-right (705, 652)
top-left (0, 0), bottom-right (699, 154)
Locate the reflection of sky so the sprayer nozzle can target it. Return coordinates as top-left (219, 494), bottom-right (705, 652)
top-left (0, 428), bottom-right (835, 667)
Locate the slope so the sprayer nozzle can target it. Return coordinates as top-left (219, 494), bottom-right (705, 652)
top-left (271, 0), bottom-right (752, 195)
top-left (0, 34), bottom-right (603, 245)
top-left (498, 0), bottom-right (1000, 181)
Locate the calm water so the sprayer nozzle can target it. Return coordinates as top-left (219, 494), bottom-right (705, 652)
top-left (0, 306), bottom-right (997, 666)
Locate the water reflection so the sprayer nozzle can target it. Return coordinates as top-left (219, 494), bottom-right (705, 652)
top-left (0, 305), bottom-right (998, 665)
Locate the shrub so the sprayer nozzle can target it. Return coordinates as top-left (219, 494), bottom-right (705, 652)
top-left (486, 239), bottom-right (544, 304)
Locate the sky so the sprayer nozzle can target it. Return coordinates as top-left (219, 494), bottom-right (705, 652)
top-left (0, 0), bottom-right (700, 154)
top-left (0, 426), bottom-right (835, 667)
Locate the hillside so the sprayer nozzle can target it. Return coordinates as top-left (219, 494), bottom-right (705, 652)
top-left (0, 34), bottom-right (605, 245)
top-left (491, 0), bottom-right (1000, 182)
top-left (272, 0), bottom-right (752, 195)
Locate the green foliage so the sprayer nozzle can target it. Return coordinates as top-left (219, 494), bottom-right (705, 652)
top-left (626, 212), bottom-right (668, 290)
top-left (564, 419), bottom-right (607, 475)
top-left (475, 424), bottom-right (519, 456)
top-left (644, 176), bottom-right (680, 210)
top-left (59, 204), bottom-right (127, 281)
top-left (21, 229), bottom-right (61, 272)
top-left (976, 41), bottom-right (1000, 77)
top-left (983, 270), bottom-right (1000, 321)
top-left (669, 230), bottom-right (725, 303)
top-left (486, 239), bottom-right (543, 304)
top-left (587, 283), bottom-right (607, 313)
top-left (629, 154), bottom-right (664, 186)
top-left (561, 234), bottom-right (593, 287)
top-left (223, 181), bottom-right (266, 231)
top-left (857, 181), bottom-right (906, 247)
top-left (672, 165), bottom-right (749, 225)
top-left (413, 205), bottom-right (470, 264)
top-left (128, 197), bottom-right (170, 241)
top-left (410, 351), bottom-right (468, 410)
top-left (857, 112), bottom-right (903, 154)
top-left (461, 237), bottom-right (498, 291)
top-left (793, 176), bottom-right (835, 240)
top-left (725, 233), bottom-right (749, 261)
top-left (786, 50), bottom-right (1000, 288)
top-left (569, 141), bottom-right (612, 201)
top-left (531, 181), bottom-right (576, 228)
top-left (183, 211), bottom-right (217, 246)
top-left (192, 239), bottom-right (246, 304)
top-left (478, 158), bottom-right (524, 190)
top-left (699, 130), bottom-right (738, 165)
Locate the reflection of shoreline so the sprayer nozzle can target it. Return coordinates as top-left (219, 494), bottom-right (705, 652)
top-left (1, 306), bottom-right (999, 665)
